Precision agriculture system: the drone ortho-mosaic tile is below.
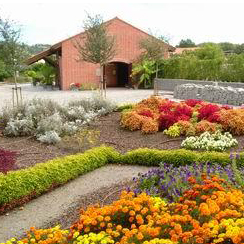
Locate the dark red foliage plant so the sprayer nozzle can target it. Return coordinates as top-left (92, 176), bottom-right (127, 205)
top-left (158, 100), bottom-right (176, 113)
top-left (174, 104), bottom-right (193, 117)
top-left (184, 99), bottom-right (203, 107)
top-left (138, 110), bottom-right (154, 118)
top-left (0, 148), bottom-right (17, 174)
top-left (198, 103), bottom-right (221, 121)
top-left (158, 112), bottom-right (178, 130)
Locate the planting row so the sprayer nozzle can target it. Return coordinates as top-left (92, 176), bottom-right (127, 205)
top-left (1, 146), bottom-right (244, 213)
top-left (120, 97), bottom-right (244, 149)
top-left (3, 154), bottom-right (244, 244)
top-left (0, 96), bottom-right (115, 144)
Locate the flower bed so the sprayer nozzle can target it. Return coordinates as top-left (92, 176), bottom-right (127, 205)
top-left (3, 174), bottom-right (244, 244)
top-left (1, 146), bottom-right (244, 214)
top-left (133, 156), bottom-right (243, 202)
top-left (1, 96), bottom-right (115, 144)
top-left (120, 97), bottom-right (244, 137)
top-left (181, 131), bottom-right (238, 152)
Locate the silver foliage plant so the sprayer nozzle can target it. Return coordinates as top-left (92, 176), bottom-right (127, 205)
top-left (2, 96), bottom-right (115, 144)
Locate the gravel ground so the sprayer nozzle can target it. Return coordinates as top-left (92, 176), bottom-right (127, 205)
top-left (0, 83), bottom-right (176, 110)
top-left (0, 164), bottom-right (155, 242)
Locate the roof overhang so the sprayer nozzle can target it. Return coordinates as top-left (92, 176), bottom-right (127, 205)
top-left (25, 42), bottom-right (62, 65)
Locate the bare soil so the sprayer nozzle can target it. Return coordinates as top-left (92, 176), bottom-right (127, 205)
top-left (0, 112), bottom-right (243, 171)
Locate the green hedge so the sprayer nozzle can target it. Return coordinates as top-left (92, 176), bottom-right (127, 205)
top-left (0, 146), bottom-right (120, 206)
top-left (0, 146), bottom-right (242, 206)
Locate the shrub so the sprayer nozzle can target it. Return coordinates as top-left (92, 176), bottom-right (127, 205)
top-left (0, 146), bottom-right (119, 207)
top-left (120, 111), bottom-right (143, 131)
top-left (174, 104), bottom-right (193, 117)
top-left (0, 148), bottom-right (17, 174)
top-left (158, 99), bottom-right (176, 113)
top-left (197, 103), bottom-right (220, 121)
top-left (138, 109), bottom-right (154, 118)
top-left (4, 117), bottom-right (35, 136)
top-left (219, 108), bottom-right (244, 135)
top-left (181, 131), bottom-right (238, 152)
top-left (163, 124), bottom-right (181, 137)
top-left (165, 120), bottom-right (196, 137)
top-left (158, 112), bottom-right (178, 130)
top-left (116, 103), bottom-right (134, 112)
top-left (1, 97), bottom-right (115, 143)
top-left (37, 131), bottom-right (61, 144)
top-left (185, 99), bottom-right (203, 107)
top-left (195, 120), bottom-right (220, 134)
top-left (2, 145), bottom-right (244, 213)
top-left (176, 120), bottom-right (196, 136)
top-left (141, 118), bottom-right (158, 133)
top-left (120, 97), bottom-right (240, 135)
top-left (135, 96), bottom-right (165, 112)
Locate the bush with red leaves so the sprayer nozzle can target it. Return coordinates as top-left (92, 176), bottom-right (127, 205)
top-left (198, 103), bottom-right (221, 121)
top-left (158, 100), bottom-right (176, 113)
top-left (138, 110), bottom-right (154, 118)
top-left (158, 112), bottom-right (179, 130)
top-left (185, 99), bottom-right (203, 107)
top-left (207, 113), bottom-right (221, 123)
top-left (0, 148), bottom-right (17, 174)
top-left (221, 105), bottom-right (233, 110)
top-left (177, 115), bottom-right (191, 121)
top-left (174, 104), bottom-right (193, 117)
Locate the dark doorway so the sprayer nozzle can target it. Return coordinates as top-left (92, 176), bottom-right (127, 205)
top-left (117, 62), bottom-right (129, 87)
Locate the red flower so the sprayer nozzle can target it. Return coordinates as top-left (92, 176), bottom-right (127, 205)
top-left (75, 83), bottom-right (81, 88)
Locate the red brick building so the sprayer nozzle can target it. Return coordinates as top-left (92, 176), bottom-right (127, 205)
top-left (27, 17), bottom-right (175, 90)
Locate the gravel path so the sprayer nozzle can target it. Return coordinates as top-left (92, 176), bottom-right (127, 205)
top-left (0, 83), bottom-right (176, 110)
top-left (0, 164), bottom-right (155, 242)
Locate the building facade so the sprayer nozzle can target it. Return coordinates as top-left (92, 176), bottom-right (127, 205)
top-left (27, 17), bottom-right (175, 90)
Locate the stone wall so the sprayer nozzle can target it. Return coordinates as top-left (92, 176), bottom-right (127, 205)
top-left (154, 78), bottom-right (244, 92)
top-left (174, 83), bottom-right (244, 106)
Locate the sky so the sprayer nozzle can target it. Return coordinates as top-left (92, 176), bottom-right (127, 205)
top-left (0, 0), bottom-right (243, 46)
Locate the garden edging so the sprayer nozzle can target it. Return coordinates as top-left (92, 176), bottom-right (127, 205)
top-left (0, 146), bottom-right (242, 214)
top-left (0, 164), bottom-right (153, 242)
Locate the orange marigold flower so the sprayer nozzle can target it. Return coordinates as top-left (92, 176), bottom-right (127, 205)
top-left (137, 232), bottom-right (144, 240)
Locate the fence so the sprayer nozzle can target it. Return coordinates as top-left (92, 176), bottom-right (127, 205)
top-left (154, 78), bottom-right (244, 94)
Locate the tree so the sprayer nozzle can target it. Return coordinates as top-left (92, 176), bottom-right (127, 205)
top-left (0, 16), bottom-right (26, 77)
top-left (139, 34), bottom-right (166, 78)
top-left (74, 14), bottom-right (116, 97)
top-left (234, 43), bottom-right (244, 54)
top-left (178, 39), bottom-right (196, 48)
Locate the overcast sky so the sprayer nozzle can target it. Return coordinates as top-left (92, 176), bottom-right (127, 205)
top-left (0, 0), bottom-right (243, 46)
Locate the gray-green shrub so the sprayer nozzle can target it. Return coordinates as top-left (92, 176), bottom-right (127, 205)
top-left (1, 96), bottom-right (115, 143)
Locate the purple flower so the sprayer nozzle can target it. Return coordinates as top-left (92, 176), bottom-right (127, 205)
top-left (230, 153), bottom-right (234, 160)
top-left (236, 152), bottom-right (240, 160)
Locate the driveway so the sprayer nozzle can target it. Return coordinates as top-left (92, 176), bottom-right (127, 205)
top-left (0, 83), bottom-right (174, 109)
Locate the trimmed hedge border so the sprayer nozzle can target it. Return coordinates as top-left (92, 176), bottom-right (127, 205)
top-left (0, 146), bottom-right (241, 208)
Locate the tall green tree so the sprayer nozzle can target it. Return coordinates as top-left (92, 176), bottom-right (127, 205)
top-left (74, 14), bottom-right (116, 97)
top-left (0, 16), bottom-right (26, 78)
top-left (178, 39), bottom-right (196, 48)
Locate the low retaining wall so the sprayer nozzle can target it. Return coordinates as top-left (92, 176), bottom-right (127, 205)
top-left (174, 83), bottom-right (244, 106)
top-left (154, 78), bottom-right (244, 92)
